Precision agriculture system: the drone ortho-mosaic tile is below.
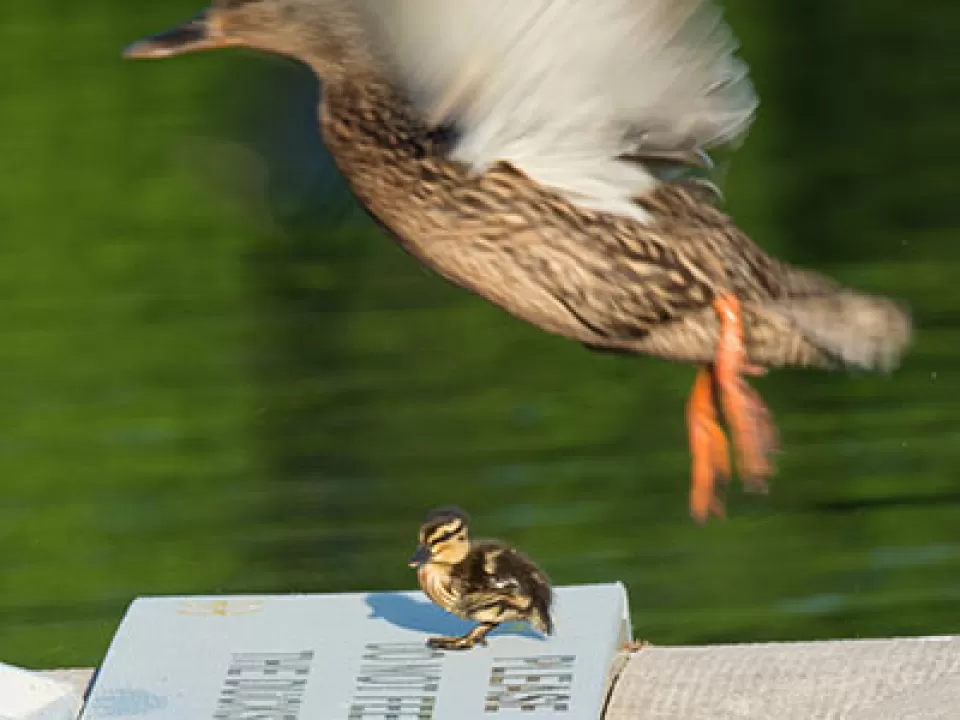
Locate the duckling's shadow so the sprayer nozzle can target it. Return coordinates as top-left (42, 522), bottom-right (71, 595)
top-left (365, 593), bottom-right (543, 641)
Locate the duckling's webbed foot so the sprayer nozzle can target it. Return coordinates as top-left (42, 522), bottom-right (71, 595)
top-left (427, 623), bottom-right (496, 651)
top-left (426, 635), bottom-right (483, 650)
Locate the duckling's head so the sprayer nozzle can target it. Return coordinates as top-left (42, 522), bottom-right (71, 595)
top-left (409, 506), bottom-right (471, 568)
top-left (123, 0), bottom-right (375, 79)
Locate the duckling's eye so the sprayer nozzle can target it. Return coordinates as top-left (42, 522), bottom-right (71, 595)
top-left (455, 533), bottom-right (466, 542)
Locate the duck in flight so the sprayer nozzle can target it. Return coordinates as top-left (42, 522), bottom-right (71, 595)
top-left (125, 0), bottom-right (911, 520)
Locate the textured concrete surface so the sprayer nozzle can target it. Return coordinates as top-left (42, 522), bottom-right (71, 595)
top-left (604, 636), bottom-right (960, 720)
top-left (38, 635), bottom-right (960, 719)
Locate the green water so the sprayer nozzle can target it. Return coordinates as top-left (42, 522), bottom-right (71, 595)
top-left (1, 2), bottom-right (957, 667)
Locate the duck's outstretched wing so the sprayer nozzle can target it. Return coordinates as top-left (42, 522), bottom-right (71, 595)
top-left (356, 0), bottom-right (757, 221)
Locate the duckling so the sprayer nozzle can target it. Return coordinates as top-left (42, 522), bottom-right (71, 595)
top-left (408, 507), bottom-right (553, 650)
top-left (125, 1), bottom-right (911, 521)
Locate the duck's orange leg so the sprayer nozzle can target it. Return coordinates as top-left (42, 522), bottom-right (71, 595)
top-left (713, 293), bottom-right (779, 491)
top-left (686, 367), bottom-right (731, 521)
top-left (686, 294), bottom-right (780, 521)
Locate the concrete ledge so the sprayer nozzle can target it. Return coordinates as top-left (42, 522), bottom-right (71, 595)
top-left (27, 635), bottom-right (960, 720)
top-left (0, 665), bottom-right (84, 720)
top-left (605, 635), bottom-right (960, 720)
top-left (35, 671), bottom-right (94, 701)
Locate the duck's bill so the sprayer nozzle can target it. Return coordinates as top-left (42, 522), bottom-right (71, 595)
top-left (408, 545), bottom-right (431, 568)
top-left (123, 10), bottom-right (240, 59)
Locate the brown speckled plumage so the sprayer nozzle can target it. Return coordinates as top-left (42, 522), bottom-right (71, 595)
top-left (321, 80), bottom-right (893, 370)
top-left (126, 0), bottom-right (912, 520)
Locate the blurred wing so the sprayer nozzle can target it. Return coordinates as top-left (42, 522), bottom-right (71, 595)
top-left (357, 0), bottom-right (757, 222)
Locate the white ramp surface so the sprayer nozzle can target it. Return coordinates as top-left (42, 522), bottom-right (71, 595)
top-left (605, 635), bottom-right (960, 720)
top-left (80, 584), bottom-right (631, 720)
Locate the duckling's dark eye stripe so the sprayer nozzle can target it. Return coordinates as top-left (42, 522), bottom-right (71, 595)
top-left (429, 522), bottom-right (464, 546)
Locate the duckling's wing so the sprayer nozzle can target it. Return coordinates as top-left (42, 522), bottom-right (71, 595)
top-left (356, 0), bottom-right (756, 222)
top-left (484, 547), bottom-right (551, 598)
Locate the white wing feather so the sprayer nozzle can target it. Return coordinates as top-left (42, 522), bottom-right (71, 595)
top-left (355, 0), bottom-right (757, 223)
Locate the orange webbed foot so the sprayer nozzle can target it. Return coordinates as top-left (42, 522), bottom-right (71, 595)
top-left (713, 293), bottom-right (779, 492)
top-left (685, 294), bottom-right (781, 521)
top-left (686, 367), bottom-right (731, 522)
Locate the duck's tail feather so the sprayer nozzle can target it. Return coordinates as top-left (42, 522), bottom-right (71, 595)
top-left (770, 282), bottom-right (912, 372)
top-left (530, 604), bottom-right (554, 636)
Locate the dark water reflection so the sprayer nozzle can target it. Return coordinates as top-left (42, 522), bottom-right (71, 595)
top-left (0, 3), bottom-right (957, 667)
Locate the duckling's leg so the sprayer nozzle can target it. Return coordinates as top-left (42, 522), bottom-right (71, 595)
top-left (712, 294), bottom-right (779, 488)
top-left (427, 622), bottom-right (497, 651)
top-left (686, 367), bottom-right (731, 520)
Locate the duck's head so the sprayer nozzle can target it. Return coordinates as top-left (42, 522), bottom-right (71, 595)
top-left (409, 506), bottom-right (471, 568)
top-left (123, 0), bottom-right (373, 78)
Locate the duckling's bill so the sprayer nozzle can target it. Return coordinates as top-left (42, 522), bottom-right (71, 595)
top-left (408, 544), bottom-right (431, 567)
top-left (123, 10), bottom-right (241, 59)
